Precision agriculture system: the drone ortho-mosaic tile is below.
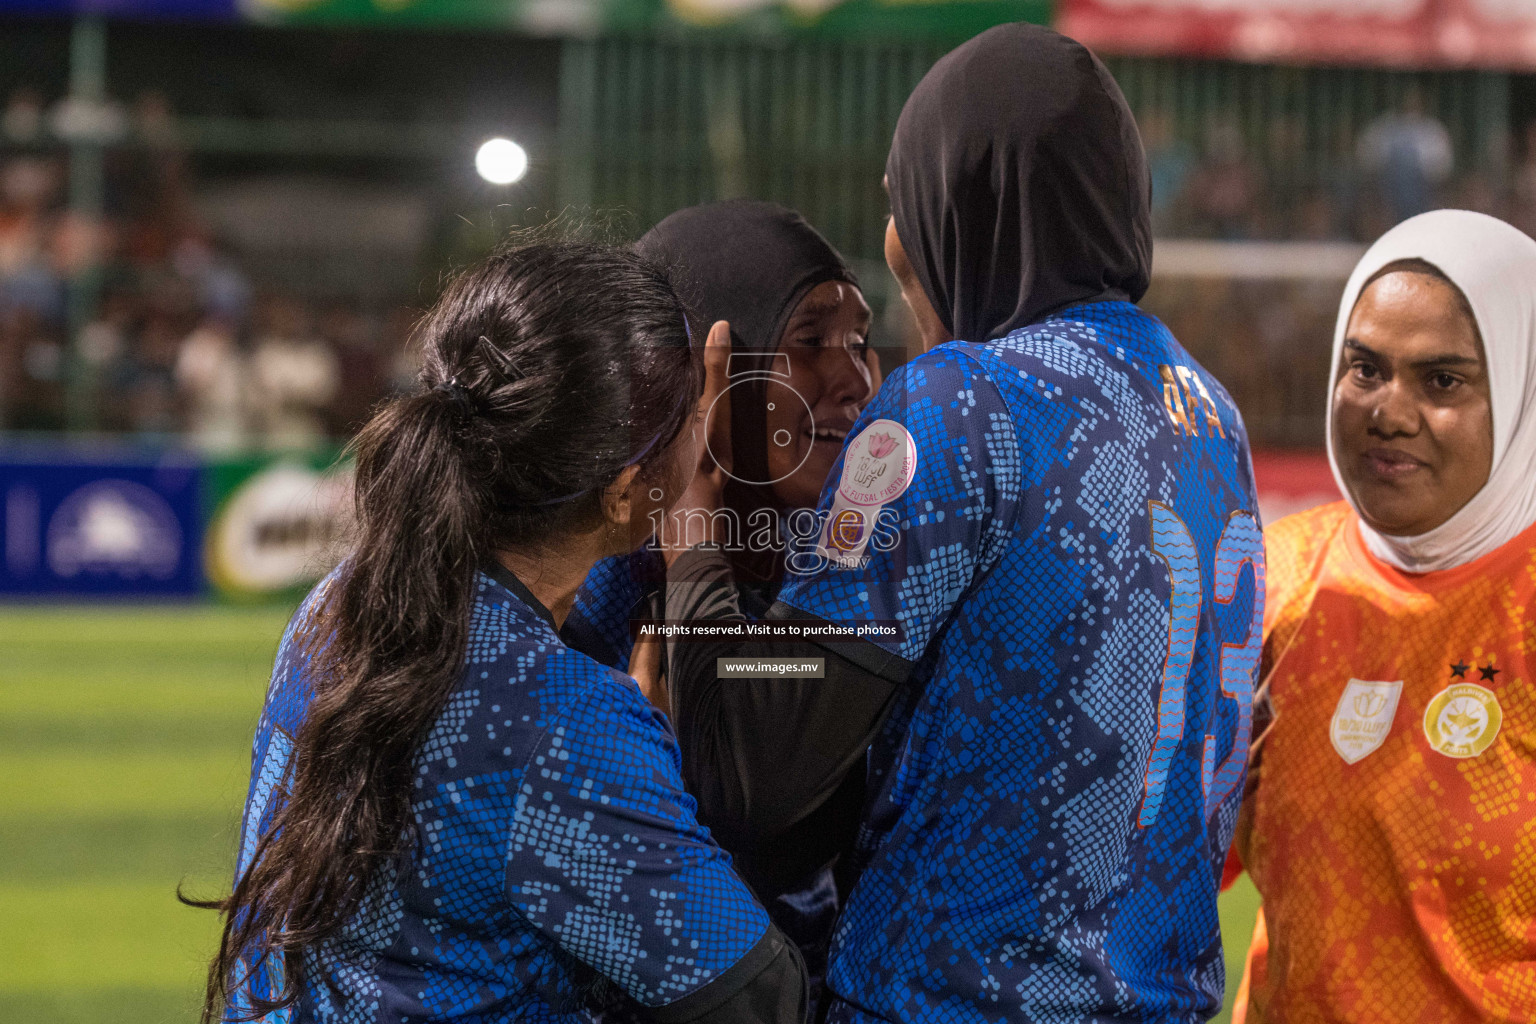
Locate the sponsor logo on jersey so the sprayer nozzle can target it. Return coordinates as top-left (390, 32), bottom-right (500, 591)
top-left (1423, 682), bottom-right (1502, 759)
top-left (1159, 363), bottom-right (1227, 439)
top-left (1330, 678), bottom-right (1402, 764)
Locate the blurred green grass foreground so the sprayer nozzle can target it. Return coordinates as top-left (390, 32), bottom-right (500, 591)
top-left (0, 606), bottom-right (1260, 1024)
top-left (0, 607), bottom-right (290, 1024)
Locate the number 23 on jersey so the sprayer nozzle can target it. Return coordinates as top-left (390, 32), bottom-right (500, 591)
top-left (1140, 502), bottom-right (1265, 828)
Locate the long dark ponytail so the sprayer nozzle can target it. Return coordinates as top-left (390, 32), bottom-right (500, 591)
top-left (191, 241), bottom-right (698, 1022)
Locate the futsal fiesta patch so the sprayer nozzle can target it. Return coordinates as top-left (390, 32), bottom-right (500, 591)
top-left (818, 418), bottom-right (917, 566)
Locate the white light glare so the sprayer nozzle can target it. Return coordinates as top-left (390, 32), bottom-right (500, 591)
top-left (476, 138), bottom-right (528, 185)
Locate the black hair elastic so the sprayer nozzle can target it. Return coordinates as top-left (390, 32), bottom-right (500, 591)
top-left (434, 377), bottom-right (478, 419)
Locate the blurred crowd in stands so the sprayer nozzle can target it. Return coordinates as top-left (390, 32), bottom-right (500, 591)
top-left (1145, 91), bottom-right (1536, 242)
top-left (2, 82), bottom-right (1535, 450)
top-left (0, 88), bottom-right (414, 448)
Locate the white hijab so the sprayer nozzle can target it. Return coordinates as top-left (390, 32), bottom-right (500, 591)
top-left (1328, 209), bottom-right (1536, 574)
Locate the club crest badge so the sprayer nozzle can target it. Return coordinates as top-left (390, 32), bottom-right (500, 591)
top-left (827, 507), bottom-right (867, 553)
top-left (1330, 679), bottom-right (1402, 764)
top-left (1423, 683), bottom-right (1502, 759)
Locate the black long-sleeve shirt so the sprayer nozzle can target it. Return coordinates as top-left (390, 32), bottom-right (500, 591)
top-left (661, 545), bottom-right (911, 884)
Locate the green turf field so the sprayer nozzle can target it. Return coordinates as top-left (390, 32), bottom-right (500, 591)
top-left (0, 606), bottom-right (1262, 1023)
top-left (0, 607), bottom-right (291, 1024)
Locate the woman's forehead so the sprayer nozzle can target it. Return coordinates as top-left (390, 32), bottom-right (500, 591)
top-left (791, 280), bottom-right (869, 319)
top-left (1348, 270), bottom-right (1484, 362)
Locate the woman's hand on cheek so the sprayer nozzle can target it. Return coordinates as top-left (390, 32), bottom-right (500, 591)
top-left (697, 320), bottom-right (733, 483)
top-left (660, 321), bottom-right (733, 563)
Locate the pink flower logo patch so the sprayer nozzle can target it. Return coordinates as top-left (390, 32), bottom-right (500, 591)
top-left (837, 418), bottom-right (917, 508)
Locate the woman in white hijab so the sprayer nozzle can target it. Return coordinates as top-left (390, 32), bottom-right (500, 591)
top-left (1230, 209), bottom-right (1536, 1023)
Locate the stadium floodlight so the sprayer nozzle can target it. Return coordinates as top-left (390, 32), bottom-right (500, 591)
top-left (475, 138), bottom-right (529, 185)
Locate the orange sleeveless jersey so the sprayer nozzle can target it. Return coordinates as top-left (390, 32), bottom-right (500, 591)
top-left (1233, 502), bottom-right (1536, 1022)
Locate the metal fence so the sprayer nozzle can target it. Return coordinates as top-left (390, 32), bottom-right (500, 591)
top-left (555, 34), bottom-right (953, 270)
top-left (557, 35), bottom-right (1516, 263)
top-left (1105, 56), bottom-right (1511, 178)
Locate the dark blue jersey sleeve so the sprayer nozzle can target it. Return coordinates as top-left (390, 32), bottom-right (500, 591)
top-left (504, 657), bottom-right (773, 1009)
top-left (777, 348), bottom-right (1021, 664)
top-left (562, 547), bottom-right (663, 669)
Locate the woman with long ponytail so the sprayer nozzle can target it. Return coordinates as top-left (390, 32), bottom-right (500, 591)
top-left (195, 241), bottom-right (807, 1023)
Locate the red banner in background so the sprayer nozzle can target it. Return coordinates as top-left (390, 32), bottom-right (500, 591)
top-left (1448, 0), bottom-right (1536, 69)
top-left (1059, 0), bottom-right (1536, 70)
top-left (1252, 450), bottom-right (1341, 526)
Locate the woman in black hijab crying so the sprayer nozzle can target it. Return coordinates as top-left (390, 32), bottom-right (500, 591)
top-left (641, 199), bottom-right (880, 581)
top-left (560, 202), bottom-right (879, 669)
top-left (561, 200), bottom-right (880, 999)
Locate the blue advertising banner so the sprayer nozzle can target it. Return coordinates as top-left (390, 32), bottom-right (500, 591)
top-left (0, 447), bottom-right (204, 598)
top-left (0, 0), bottom-right (238, 17)
top-left (0, 0), bottom-right (1048, 38)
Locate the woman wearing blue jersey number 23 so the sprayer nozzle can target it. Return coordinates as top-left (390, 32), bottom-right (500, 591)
top-left (190, 242), bottom-right (809, 1023)
top-left (663, 24), bottom-right (1267, 1024)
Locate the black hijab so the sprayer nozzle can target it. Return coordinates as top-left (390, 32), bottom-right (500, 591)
top-left (886, 23), bottom-right (1152, 344)
top-left (637, 199), bottom-right (859, 494)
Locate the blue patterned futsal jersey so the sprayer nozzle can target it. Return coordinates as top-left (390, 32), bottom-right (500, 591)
top-left (562, 546), bottom-right (665, 669)
top-left (231, 564), bottom-right (770, 1023)
top-left (777, 302), bottom-right (1265, 1023)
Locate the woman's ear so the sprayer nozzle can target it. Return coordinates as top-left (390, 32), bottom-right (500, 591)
top-left (601, 464), bottom-right (644, 528)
